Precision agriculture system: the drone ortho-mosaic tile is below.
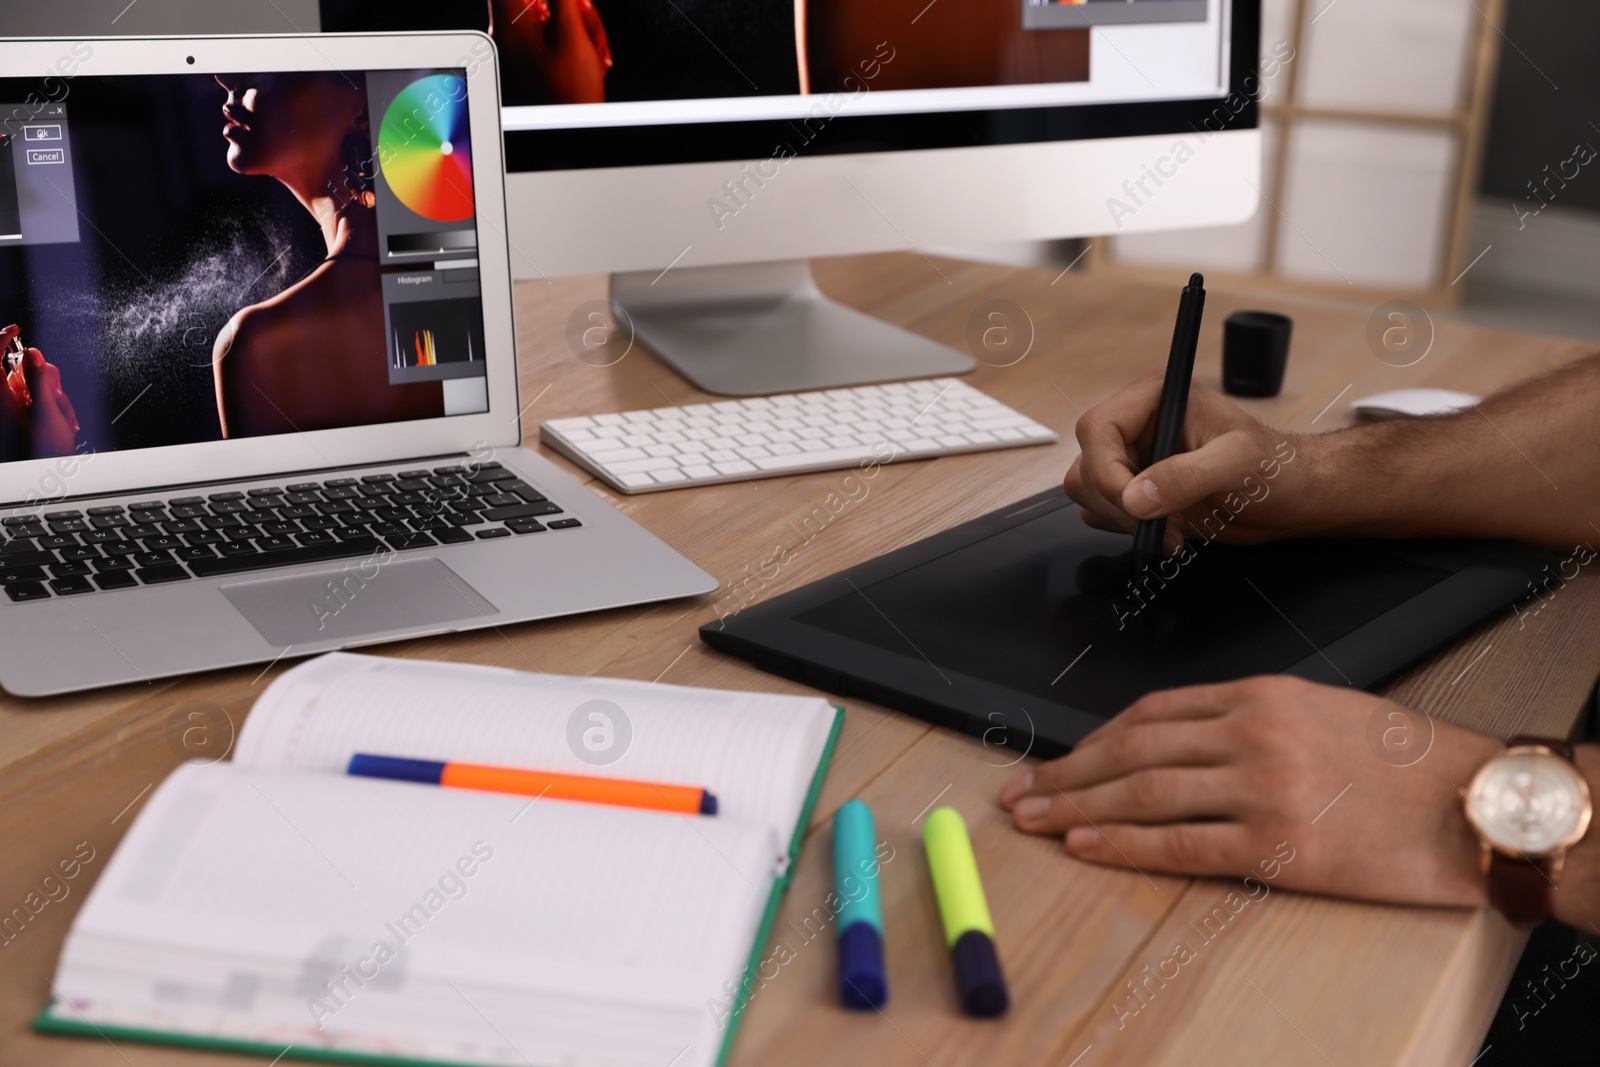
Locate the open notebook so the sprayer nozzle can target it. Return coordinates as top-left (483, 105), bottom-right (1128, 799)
top-left (38, 653), bottom-right (843, 1067)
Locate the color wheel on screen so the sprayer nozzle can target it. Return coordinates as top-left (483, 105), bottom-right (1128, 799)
top-left (378, 74), bottom-right (474, 223)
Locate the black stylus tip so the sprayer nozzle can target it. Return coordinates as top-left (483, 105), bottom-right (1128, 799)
top-left (1188, 272), bottom-right (1205, 288)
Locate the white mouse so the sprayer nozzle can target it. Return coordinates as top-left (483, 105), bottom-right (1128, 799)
top-left (1350, 388), bottom-right (1481, 419)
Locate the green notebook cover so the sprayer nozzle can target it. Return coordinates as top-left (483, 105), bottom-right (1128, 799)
top-left (35, 704), bottom-right (848, 1067)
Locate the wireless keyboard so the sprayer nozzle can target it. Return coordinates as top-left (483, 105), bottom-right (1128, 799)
top-left (540, 379), bottom-right (1057, 493)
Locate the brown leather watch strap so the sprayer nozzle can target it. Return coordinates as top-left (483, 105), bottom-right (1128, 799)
top-left (1507, 735), bottom-right (1573, 758)
top-left (1487, 852), bottom-right (1554, 927)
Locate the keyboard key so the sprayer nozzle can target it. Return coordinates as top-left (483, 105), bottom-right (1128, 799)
top-left (93, 557), bottom-right (134, 572)
top-left (324, 477), bottom-right (358, 488)
top-left (175, 545), bottom-right (216, 561)
top-left (360, 473), bottom-right (395, 484)
top-left (184, 530), bottom-right (226, 546)
top-left (49, 575), bottom-right (94, 596)
top-left (170, 504), bottom-right (208, 518)
top-left (86, 505), bottom-right (125, 516)
top-left (0, 563), bottom-right (46, 582)
top-left (475, 527), bottom-right (511, 539)
top-left (188, 536), bottom-right (386, 578)
top-left (255, 535), bottom-right (296, 552)
top-left (397, 469), bottom-right (433, 480)
top-left (5, 581), bottom-right (49, 601)
top-left (90, 515), bottom-right (129, 529)
top-left (386, 532), bottom-right (438, 550)
top-left (210, 500), bottom-right (248, 514)
top-left (43, 510), bottom-right (83, 520)
top-left (218, 541), bottom-right (259, 557)
top-left (0, 550), bottom-right (56, 567)
top-left (617, 473), bottom-right (655, 488)
top-left (49, 560), bottom-right (93, 577)
top-left (296, 530), bottom-right (336, 546)
top-left (59, 545), bottom-right (100, 562)
top-left (132, 552), bottom-right (173, 567)
top-left (505, 519), bottom-right (546, 534)
top-left (247, 487), bottom-right (284, 497)
top-left (547, 519), bottom-right (583, 530)
top-left (169, 496), bottom-right (205, 506)
top-left (503, 481), bottom-right (547, 503)
top-left (135, 564), bottom-right (190, 584)
top-left (286, 482), bottom-right (321, 492)
top-left (483, 502), bottom-right (562, 522)
top-left (434, 527), bottom-right (474, 544)
top-left (93, 570), bottom-right (138, 591)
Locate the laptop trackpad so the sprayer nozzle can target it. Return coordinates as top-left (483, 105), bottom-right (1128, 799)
top-left (220, 557), bottom-right (498, 646)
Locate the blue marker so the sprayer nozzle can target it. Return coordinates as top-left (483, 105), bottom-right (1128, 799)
top-left (833, 799), bottom-right (887, 1009)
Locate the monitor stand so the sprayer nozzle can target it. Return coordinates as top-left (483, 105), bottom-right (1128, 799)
top-left (610, 259), bottom-right (975, 397)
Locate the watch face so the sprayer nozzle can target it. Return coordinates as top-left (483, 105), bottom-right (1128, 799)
top-left (1466, 748), bottom-right (1593, 856)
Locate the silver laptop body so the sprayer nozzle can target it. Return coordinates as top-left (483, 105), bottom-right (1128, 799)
top-left (0, 34), bottom-right (714, 695)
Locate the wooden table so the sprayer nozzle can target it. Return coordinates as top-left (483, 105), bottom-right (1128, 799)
top-left (2, 254), bottom-right (1597, 1066)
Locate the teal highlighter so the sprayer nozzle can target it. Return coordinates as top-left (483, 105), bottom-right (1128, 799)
top-left (832, 799), bottom-right (888, 1008)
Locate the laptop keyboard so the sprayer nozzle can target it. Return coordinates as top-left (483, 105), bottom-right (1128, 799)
top-left (0, 461), bottom-right (582, 603)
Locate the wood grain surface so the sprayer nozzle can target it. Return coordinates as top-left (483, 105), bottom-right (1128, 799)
top-left (1, 253), bottom-right (1596, 1066)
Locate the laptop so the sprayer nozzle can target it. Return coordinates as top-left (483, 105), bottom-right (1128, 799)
top-left (0, 33), bottom-right (715, 696)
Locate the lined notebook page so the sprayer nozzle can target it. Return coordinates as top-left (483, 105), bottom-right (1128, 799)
top-left (235, 653), bottom-right (836, 841)
top-left (56, 762), bottom-right (772, 1067)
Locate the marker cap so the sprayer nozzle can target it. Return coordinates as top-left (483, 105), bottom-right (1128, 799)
top-left (952, 930), bottom-right (1008, 1017)
top-left (837, 921), bottom-right (887, 1009)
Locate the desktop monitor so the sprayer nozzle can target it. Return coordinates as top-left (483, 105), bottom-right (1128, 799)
top-left (321, 0), bottom-right (1262, 395)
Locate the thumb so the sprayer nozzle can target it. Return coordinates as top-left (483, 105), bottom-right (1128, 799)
top-left (20, 347), bottom-right (47, 400)
top-left (1120, 431), bottom-right (1262, 519)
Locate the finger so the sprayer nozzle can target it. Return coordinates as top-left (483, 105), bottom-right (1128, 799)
top-left (22, 350), bottom-right (75, 452)
top-left (0, 324), bottom-right (17, 346)
top-left (1075, 421), bottom-right (1141, 517)
top-left (1064, 820), bottom-right (1259, 879)
top-left (1010, 767), bottom-right (1239, 835)
top-left (1066, 457), bottom-right (1134, 534)
top-left (1075, 682), bottom-right (1243, 748)
top-left (1078, 506), bottom-right (1128, 535)
top-left (580, 0), bottom-right (612, 67)
top-left (1003, 719), bottom-right (1234, 805)
top-left (1119, 430), bottom-right (1267, 520)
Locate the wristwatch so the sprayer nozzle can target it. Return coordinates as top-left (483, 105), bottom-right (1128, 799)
top-left (1462, 736), bottom-right (1592, 927)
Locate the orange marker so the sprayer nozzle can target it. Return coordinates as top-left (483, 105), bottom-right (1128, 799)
top-left (346, 753), bottom-right (718, 815)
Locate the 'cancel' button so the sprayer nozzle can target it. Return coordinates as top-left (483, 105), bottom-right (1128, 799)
top-left (26, 148), bottom-right (65, 165)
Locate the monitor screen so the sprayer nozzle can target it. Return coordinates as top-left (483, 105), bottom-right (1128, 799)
top-left (320, 0), bottom-right (1249, 171)
top-left (0, 67), bottom-right (491, 465)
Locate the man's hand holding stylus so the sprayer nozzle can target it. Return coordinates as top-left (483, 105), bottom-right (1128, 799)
top-left (1064, 371), bottom-right (1329, 553)
top-left (1023, 363), bottom-right (1600, 925)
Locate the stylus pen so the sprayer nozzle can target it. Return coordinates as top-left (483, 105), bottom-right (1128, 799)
top-left (1131, 272), bottom-right (1206, 572)
top-left (346, 753), bottom-right (718, 815)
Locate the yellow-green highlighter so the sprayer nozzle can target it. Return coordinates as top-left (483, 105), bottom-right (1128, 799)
top-left (922, 806), bottom-right (1009, 1017)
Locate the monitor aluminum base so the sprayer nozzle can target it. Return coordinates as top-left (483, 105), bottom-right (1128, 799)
top-left (610, 259), bottom-right (974, 397)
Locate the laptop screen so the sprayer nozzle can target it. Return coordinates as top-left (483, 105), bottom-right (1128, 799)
top-left (0, 67), bottom-right (489, 465)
